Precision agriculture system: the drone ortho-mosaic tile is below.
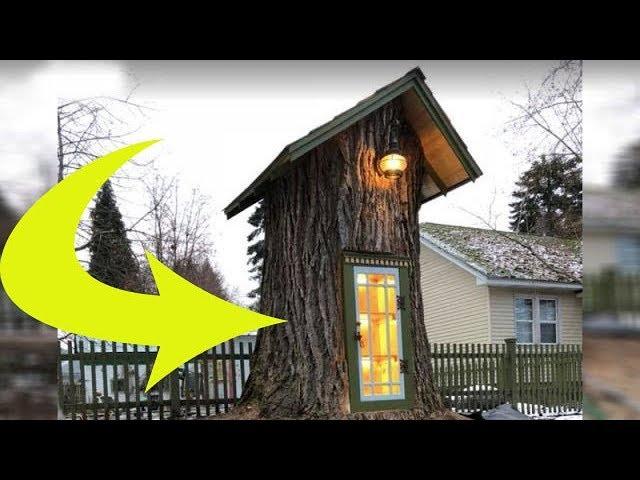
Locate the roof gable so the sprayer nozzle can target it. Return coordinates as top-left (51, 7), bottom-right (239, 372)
top-left (420, 223), bottom-right (582, 284)
top-left (224, 67), bottom-right (483, 219)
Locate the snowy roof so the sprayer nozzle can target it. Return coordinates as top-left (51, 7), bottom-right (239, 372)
top-left (420, 223), bottom-right (582, 284)
top-left (584, 187), bottom-right (640, 233)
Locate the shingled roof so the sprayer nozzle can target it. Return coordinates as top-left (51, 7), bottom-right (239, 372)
top-left (420, 223), bottom-right (582, 284)
top-left (224, 67), bottom-right (482, 219)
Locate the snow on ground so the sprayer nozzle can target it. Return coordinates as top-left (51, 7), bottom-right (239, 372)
top-left (517, 402), bottom-right (582, 420)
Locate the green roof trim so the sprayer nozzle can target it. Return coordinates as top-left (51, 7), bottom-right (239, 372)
top-left (224, 67), bottom-right (483, 219)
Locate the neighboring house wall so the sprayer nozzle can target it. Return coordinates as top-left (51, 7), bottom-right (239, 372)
top-left (420, 245), bottom-right (489, 343)
top-left (489, 287), bottom-right (582, 345)
top-left (583, 231), bottom-right (616, 274)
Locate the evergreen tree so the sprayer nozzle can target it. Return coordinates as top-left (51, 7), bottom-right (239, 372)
top-left (88, 181), bottom-right (142, 292)
top-left (509, 155), bottom-right (582, 238)
top-left (613, 140), bottom-right (640, 189)
top-left (246, 202), bottom-right (264, 310)
top-left (0, 190), bottom-right (16, 251)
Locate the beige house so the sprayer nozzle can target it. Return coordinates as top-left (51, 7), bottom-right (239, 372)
top-left (583, 187), bottom-right (640, 275)
top-left (420, 223), bottom-right (582, 345)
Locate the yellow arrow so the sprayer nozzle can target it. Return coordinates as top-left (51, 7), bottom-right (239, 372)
top-left (0, 140), bottom-right (284, 392)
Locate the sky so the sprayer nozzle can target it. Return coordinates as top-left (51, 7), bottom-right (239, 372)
top-left (584, 61), bottom-right (640, 187)
top-left (0, 60), bottom-right (593, 304)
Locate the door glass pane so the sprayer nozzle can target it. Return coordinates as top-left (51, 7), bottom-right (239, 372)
top-left (539, 300), bottom-right (557, 322)
top-left (368, 286), bottom-right (385, 313)
top-left (540, 323), bottom-right (557, 343)
top-left (358, 314), bottom-right (369, 356)
top-left (354, 267), bottom-right (404, 401)
top-left (516, 321), bottom-right (533, 343)
top-left (361, 358), bottom-right (371, 384)
top-left (389, 316), bottom-right (398, 357)
top-left (374, 385), bottom-right (390, 395)
top-left (390, 355), bottom-right (400, 382)
top-left (371, 314), bottom-right (388, 358)
top-left (357, 286), bottom-right (367, 313)
top-left (387, 288), bottom-right (396, 312)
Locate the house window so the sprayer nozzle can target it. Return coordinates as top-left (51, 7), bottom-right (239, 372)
top-left (515, 298), bottom-right (533, 344)
top-left (539, 299), bottom-right (558, 344)
top-left (616, 235), bottom-right (640, 272)
top-left (515, 297), bottom-right (558, 344)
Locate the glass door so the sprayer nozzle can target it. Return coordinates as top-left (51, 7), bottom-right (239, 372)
top-left (353, 266), bottom-right (405, 402)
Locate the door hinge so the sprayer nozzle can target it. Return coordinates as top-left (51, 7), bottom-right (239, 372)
top-left (397, 295), bottom-right (406, 310)
top-left (399, 359), bottom-right (409, 374)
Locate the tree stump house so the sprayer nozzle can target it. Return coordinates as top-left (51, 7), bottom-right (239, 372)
top-left (224, 67), bottom-right (483, 419)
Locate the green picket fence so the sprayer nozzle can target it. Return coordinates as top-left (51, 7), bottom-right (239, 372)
top-left (431, 339), bottom-right (582, 416)
top-left (58, 337), bottom-right (255, 420)
top-left (60, 337), bottom-right (581, 419)
top-left (584, 269), bottom-right (640, 314)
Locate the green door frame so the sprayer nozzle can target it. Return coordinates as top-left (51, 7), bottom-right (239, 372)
top-left (342, 252), bottom-right (416, 412)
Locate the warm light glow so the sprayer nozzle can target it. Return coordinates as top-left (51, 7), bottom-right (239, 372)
top-left (356, 270), bottom-right (403, 398)
top-left (378, 153), bottom-right (407, 179)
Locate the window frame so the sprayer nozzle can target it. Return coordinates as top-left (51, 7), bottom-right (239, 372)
top-left (513, 295), bottom-right (560, 345)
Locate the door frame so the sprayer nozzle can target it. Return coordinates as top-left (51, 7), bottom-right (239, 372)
top-left (342, 252), bottom-right (415, 412)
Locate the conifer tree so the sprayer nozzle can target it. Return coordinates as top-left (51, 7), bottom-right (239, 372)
top-left (613, 140), bottom-right (640, 189)
top-left (88, 181), bottom-right (142, 292)
top-left (246, 201), bottom-right (264, 309)
top-left (509, 155), bottom-right (582, 238)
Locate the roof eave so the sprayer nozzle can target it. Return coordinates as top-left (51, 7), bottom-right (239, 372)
top-left (224, 67), bottom-right (483, 219)
top-left (478, 277), bottom-right (583, 291)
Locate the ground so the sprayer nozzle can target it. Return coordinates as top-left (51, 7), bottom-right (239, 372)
top-left (583, 333), bottom-right (640, 419)
top-left (206, 404), bottom-right (467, 420)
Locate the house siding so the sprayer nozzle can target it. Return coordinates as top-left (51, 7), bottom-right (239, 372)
top-left (583, 231), bottom-right (616, 274)
top-left (420, 244), bottom-right (489, 343)
top-left (489, 287), bottom-right (582, 345)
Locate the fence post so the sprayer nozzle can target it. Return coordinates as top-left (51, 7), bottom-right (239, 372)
top-left (169, 369), bottom-right (181, 418)
top-left (504, 338), bottom-right (516, 405)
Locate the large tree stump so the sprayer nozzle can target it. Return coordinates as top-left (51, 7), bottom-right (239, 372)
top-left (234, 99), bottom-right (447, 419)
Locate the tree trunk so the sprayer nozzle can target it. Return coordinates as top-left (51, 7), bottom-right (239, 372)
top-left (235, 99), bottom-right (447, 419)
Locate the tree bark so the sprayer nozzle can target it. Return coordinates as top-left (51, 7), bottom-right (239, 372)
top-left (235, 99), bottom-right (447, 419)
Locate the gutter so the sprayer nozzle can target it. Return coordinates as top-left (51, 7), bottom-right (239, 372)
top-left (477, 277), bottom-right (583, 291)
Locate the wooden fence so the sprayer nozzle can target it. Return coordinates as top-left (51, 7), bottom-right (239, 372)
top-left (431, 339), bottom-right (582, 416)
top-left (59, 337), bottom-right (581, 419)
top-left (58, 337), bottom-right (255, 420)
